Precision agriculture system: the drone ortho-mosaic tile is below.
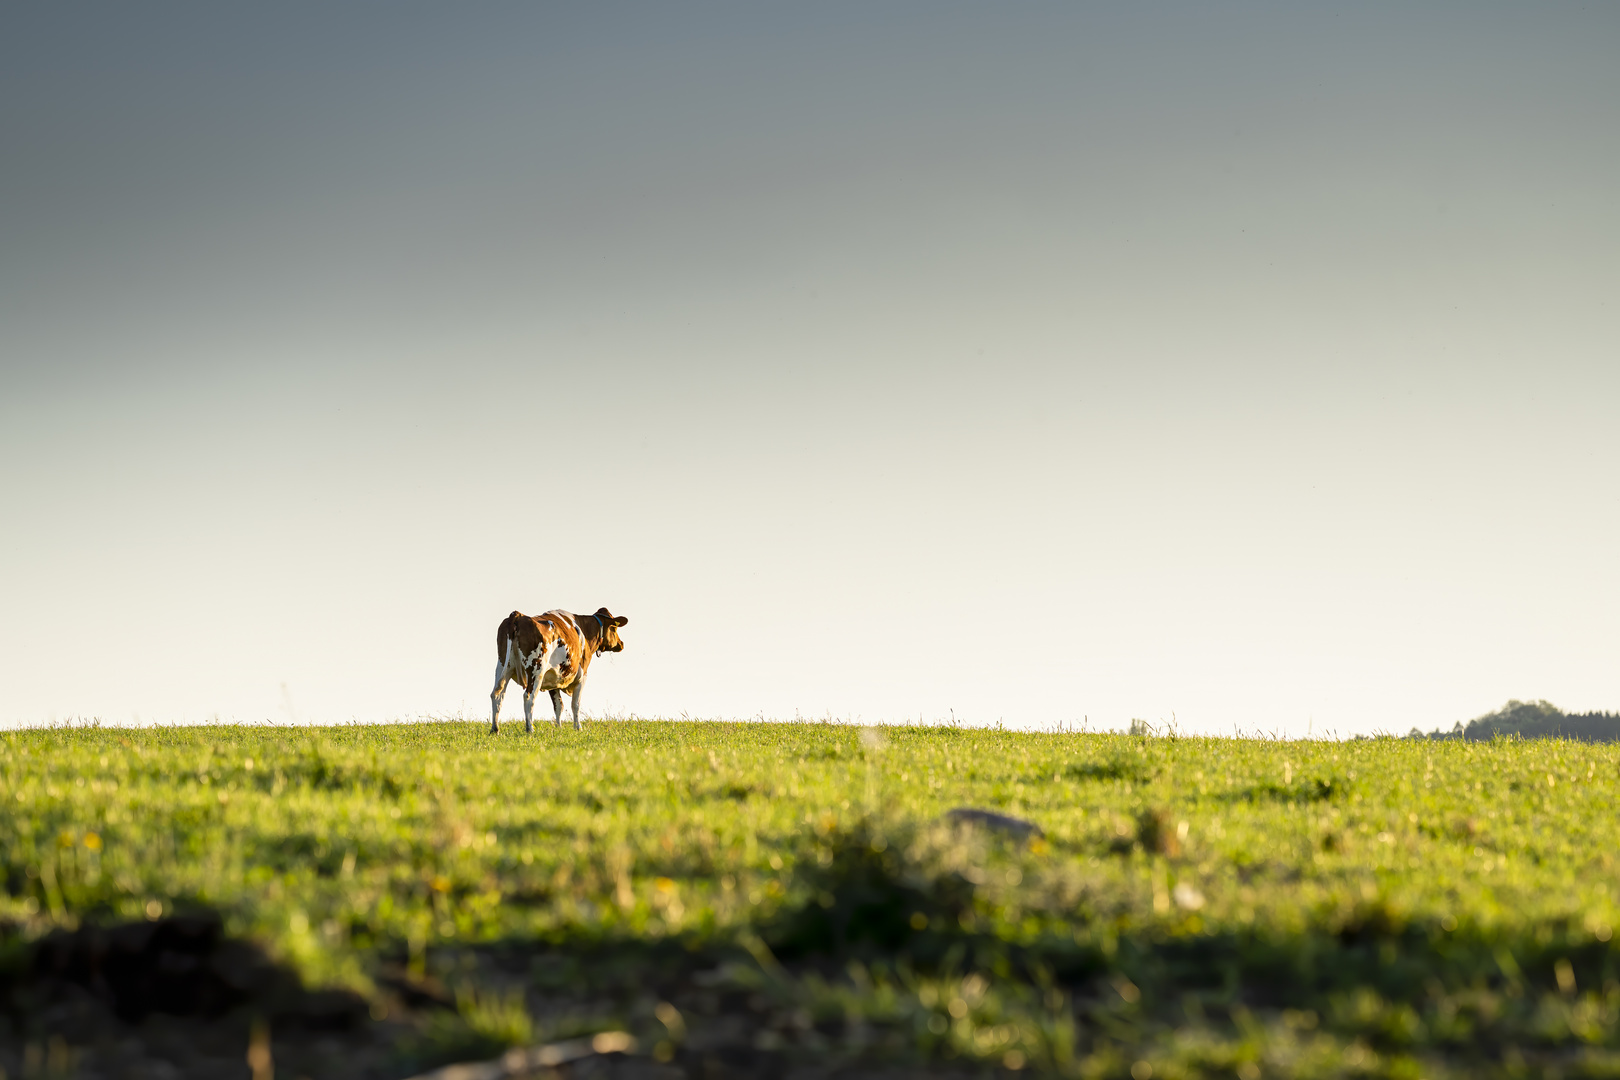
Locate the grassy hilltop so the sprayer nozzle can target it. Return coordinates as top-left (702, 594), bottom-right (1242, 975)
top-left (2, 721), bottom-right (1619, 1078)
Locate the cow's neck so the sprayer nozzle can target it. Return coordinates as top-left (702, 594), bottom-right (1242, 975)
top-left (576, 613), bottom-right (604, 654)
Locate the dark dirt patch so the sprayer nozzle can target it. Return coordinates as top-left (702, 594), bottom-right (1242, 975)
top-left (1, 914), bottom-right (396, 1079)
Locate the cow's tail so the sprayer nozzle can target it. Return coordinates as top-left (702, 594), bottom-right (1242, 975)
top-left (497, 612), bottom-right (524, 665)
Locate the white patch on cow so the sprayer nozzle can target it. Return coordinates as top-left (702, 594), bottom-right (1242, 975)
top-left (538, 639), bottom-right (570, 690)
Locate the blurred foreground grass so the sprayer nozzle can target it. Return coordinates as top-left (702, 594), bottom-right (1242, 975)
top-left (3, 720), bottom-right (1619, 1077)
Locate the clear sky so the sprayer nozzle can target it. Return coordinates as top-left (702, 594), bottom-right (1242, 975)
top-left (2, 3), bottom-right (1616, 735)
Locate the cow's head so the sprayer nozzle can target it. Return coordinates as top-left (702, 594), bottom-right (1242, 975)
top-left (593, 607), bottom-right (629, 652)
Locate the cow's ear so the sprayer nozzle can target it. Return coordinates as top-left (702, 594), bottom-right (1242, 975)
top-left (613, 615), bottom-right (628, 627)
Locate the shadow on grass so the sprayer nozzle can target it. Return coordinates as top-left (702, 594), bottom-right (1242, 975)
top-left (748, 815), bottom-right (1620, 1074)
top-left (6, 818), bottom-right (1619, 1077)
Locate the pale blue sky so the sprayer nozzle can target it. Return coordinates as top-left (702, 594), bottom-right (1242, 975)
top-left (3, 3), bottom-right (1616, 733)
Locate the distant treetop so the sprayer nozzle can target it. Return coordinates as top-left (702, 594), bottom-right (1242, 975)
top-left (1410, 699), bottom-right (1620, 743)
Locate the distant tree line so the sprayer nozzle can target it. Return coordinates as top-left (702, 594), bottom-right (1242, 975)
top-left (1410, 699), bottom-right (1620, 743)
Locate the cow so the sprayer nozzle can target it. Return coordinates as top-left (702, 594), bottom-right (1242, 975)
top-left (490, 608), bottom-right (628, 734)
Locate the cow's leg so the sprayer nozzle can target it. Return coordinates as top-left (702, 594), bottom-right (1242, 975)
top-left (522, 680), bottom-right (537, 733)
top-left (569, 681), bottom-right (584, 731)
top-left (549, 689), bottom-right (564, 728)
top-left (489, 662), bottom-right (508, 734)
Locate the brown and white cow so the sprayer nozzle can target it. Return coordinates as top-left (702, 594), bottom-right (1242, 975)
top-left (490, 608), bottom-right (628, 733)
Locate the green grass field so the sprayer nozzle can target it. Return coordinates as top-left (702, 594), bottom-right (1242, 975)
top-left (3, 720), bottom-right (1619, 1078)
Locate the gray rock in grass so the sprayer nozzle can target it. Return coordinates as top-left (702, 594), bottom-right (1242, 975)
top-left (943, 807), bottom-right (1044, 840)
